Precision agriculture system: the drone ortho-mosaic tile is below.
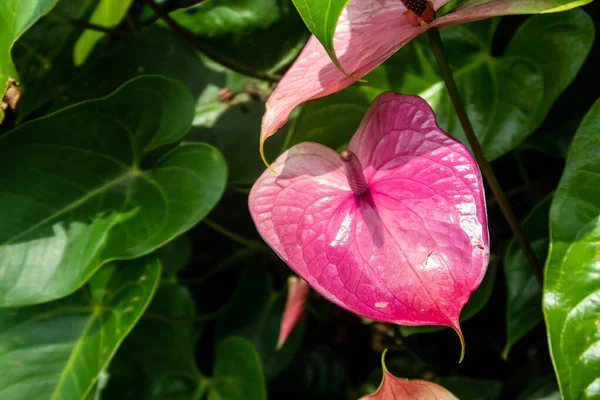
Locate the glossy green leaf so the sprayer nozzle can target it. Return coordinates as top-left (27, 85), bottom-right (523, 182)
top-left (0, 0), bottom-right (57, 122)
top-left (286, 10), bottom-right (594, 160)
top-left (0, 76), bottom-right (227, 307)
top-left (503, 195), bottom-right (553, 358)
top-left (73, 0), bottom-right (134, 65)
top-left (211, 337), bottom-right (266, 400)
top-left (168, 0), bottom-right (308, 76)
top-left (544, 98), bottom-right (600, 399)
top-left (214, 267), bottom-right (306, 380)
top-left (436, 377), bottom-right (502, 400)
top-left (290, 0), bottom-right (349, 72)
top-left (0, 256), bottom-right (161, 400)
top-left (399, 255), bottom-right (498, 336)
top-left (12, 0), bottom-right (100, 119)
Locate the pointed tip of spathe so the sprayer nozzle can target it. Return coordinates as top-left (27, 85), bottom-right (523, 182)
top-left (451, 324), bottom-right (466, 363)
top-left (259, 138), bottom-right (276, 174)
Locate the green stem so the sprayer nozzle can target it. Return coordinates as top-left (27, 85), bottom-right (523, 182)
top-left (143, 0), bottom-right (281, 83)
top-left (426, 28), bottom-right (542, 284)
top-left (202, 218), bottom-right (268, 251)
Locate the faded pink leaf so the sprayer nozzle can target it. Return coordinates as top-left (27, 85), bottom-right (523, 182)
top-left (251, 93), bottom-right (489, 360)
top-left (277, 276), bottom-right (309, 349)
top-left (361, 350), bottom-right (458, 400)
top-left (260, 0), bottom-right (591, 157)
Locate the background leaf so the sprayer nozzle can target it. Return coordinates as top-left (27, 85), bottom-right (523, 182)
top-left (0, 76), bottom-right (227, 306)
top-left (543, 98), bottom-right (600, 399)
top-left (104, 236), bottom-right (206, 400)
top-left (435, 377), bottom-right (502, 400)
top-left (12, 0), bottom-right (100, 118)
top-left (0, 256), bottom-right (161, 400)
top-left (210, 337), bottom-right (266, 400)
top-left (73, 0), bottom-right (134, 65)
top-left (168, 0), bottom-right (309, 77)
top-left (0, 0), bottom-right (57, 122)
top-left (214, 267), bottom-right (306, 380)
top-left (503, 195), bottom-right (553, 358)
top-left (289, 0), bottom-right (349, 72)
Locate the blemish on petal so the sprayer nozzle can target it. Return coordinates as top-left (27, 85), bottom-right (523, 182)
top-left (8, 360), bottom-right (22, 366)
top-left (375, 302), bottom-right (389, 309)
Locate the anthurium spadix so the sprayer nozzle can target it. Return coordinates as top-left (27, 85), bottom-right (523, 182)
top-left (250, 93), bottom-right (489, 360)
top-left (260, 0), bottom-right (592, 157)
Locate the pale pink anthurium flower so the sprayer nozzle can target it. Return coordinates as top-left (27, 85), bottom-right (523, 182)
top-left (361, 349), bottom-right (459, 399)
top-left (250, 93), bottom-right (489, 360)
top-left (260, 0), bottom-right (591, 159)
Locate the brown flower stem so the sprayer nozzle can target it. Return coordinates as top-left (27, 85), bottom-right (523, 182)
top-left (426, 28), bottom-right (542, 284)
top-left (53, 10), bottom-right (129, 36)
top-left (142, 0), bottom-right (282, 83)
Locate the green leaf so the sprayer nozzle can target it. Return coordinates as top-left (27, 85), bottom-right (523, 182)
top-left (516, 376), bottom-right (561, 400)
top-left (290, 0), bottom-right (349, 73)
top-left (73, 0), bottom-right (134, 65)
top-left (503, 195), bottom-right (553, 358)
top-left (544, 98), bottom-right (600, 399)
top-left (214, 267), bottom-right (306, 380)
top-left (435, 377), bottom-right (502, 400)
top-left (0, 76), bottom-right (227, 307)
top-left (12, 0), bottom-right (100, 119)
top-left (168, 0), bottom-right (309, 77)
top-left (210, 337), bottom-right (266, 400)
top-left (105, 284), bottom-right (206, 400)
top-left (103, 238), bottom-right (206, 400)
top-left (187, 88), bottom-right (290, 186)
top-left (0, 0), bottom-right (57, 122)
top-left (399, 255), bottom-right (498, 336)
top-left (286, 10), bottom-right (594, 160)
top-left (0, 256), bottom-right (161, 400)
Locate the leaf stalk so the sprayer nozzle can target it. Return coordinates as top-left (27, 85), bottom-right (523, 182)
top-left (426, 28), bottom-right (542, 284)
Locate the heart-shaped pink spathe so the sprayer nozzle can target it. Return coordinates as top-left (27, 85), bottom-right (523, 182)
top-left (250, 93), bottom-right (488, 358)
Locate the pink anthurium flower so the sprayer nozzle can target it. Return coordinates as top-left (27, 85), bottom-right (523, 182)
top-left (361, 350), bottom-right (458, 399)
top-left (260, 0), bottom-right (590, 157)
top-left (277, 276), bottom-right (309, 349)
top-left (250, 93), bottom-right (489, 360)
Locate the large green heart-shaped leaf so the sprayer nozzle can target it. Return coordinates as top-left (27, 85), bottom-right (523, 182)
top-left (0, 256), bottom-right (161, 400)
top-left (214, 267), bottom-right (306, 380)
top-left (502, 195), bottom-right (553, 358)
top-left (168, 0), bottom-right (308, 77)
top-left (286, 10), bottom-right (594, 160)
top-left (544, 98), bottom-right (600, 399)
top-left (0, 0), bottom-right (57, 122)
top-left (0, 76), bottom-right (227, 307)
